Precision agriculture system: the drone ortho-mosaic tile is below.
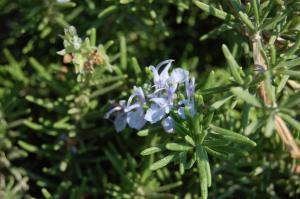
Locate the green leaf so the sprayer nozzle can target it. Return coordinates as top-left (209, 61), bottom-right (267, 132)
top-left (284, 33), bottom-right (300, 59)
top-left (88, 27), bottom-right (96, 46)
top-left (184, 152), bottom-right (197, 170)
top-left (119, 34), bottom-right (127, 70)
top-left (29, 57), bottom-right (51, 80)
top-left (210, 124), bottom-right (257, 146)
top-left (18, 140), bottom-right (38, 153)
top-left (155, 181), bottom-right (183, 192)
top-left (238, 11), bottom-right (255, 32)
top-left (280, 91), bottom-right (300, 108)
top-left (98, 5), bottom-right (118, 18)
top-left (166, 143), bottom-right (193, 151)
top-left (184, 135), bottom-right (195, 146)
top-left (251, 0), bottom-right (260, 29)
top-left (41, 188), bottom-right (52, 199)
top-left (265, 71), bottom-right (275, 103)
top-left (193, 113), bottom-right (202, 135)
top-left (131, 57), bottom-right (142, 76)
top-left (141, 146), bottom-right (164, 156)
top-left (222, 44), bottom-right (244, 84)
top-left (204, 146), bottom-right (229, 160)
top-left (231, 87), bottom-right (262, 107)
top-left (54, 2), bottom-right (76, 8)
top-left (276, 75), bottom-right (289, 94)
top-left (265, 113), bottom-right (274, 137)
top-left (211, 94), bottom-right (233, 110)
top-left (280, 113), bottom-right (300, 132)
top-left (282, 70), bottom-right (300, 79)
top-left (276, 57), bottom-right (300, 69)
top-left (90, 81), bottom-right (123, 98)
top-left (150, 154), bottom-right (177, 170)
top-left (193, 0), bottom-right (235, 21)
top-left (196, 145), bottom-right (208, 199)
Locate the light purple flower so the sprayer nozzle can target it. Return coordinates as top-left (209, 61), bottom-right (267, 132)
top-left (150, 59), bottom-right (174, 90)
top-left (170, 68), bottom-right (189, 84)
top-left (162, 116), bottom-right (174, 133)
top-left (104, 100), bottom-right (127, 132)
top-left (105, 87), bottom-right (146, 132)
top-left (125, 86), bottom-right (146, 129)
top-left (144, 86), bottom-right (176, 123)
top-left (177, 77), bottom-right (196, 119)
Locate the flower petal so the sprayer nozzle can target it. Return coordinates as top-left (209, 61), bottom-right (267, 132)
top-left (144, 104), bottom-right (166, 124)
top-left (104, 106), bottom-right (122, 119)
top-left (127, 108), bottom-right (146, 130)
top-left (171, 68), bottom-right (189, 84)
top-left (162, 116), bottom-right (174, 133)
top-left (151, 97), bottom-right (168, 107)
top-left (114, 113), bottom-right (127, 132)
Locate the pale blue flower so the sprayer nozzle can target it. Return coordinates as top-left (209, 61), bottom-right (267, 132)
top-left (104, 100), bottom-right (127, 132)
top-left (105, 87), bottom-right (147, 132)
top-left (178, 77), bottom-right (196, 119)
top-left (170, 68), bottom-right (189, 84)
top-left (145, 86), bottom-right (176, 124)
top-left (162, 116), bottom-right (174, 133)
top-left (150, 59), bottom-right (174, 90)
top-left (125, 86), bottom-right (146, 129)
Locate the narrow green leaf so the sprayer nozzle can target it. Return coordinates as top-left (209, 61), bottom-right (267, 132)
top-left (265, 114), bottom-right (274, 137)
top-left (196, 145), bottom-right (208, 199)
top-left (222, 44), bottom-right (244, 84)
top-left (211, 94), bottom-right (233, 110)
top-left (210, 124), bottom-right (257, 146)
top-left (276, 57), bottom-right (300, 69)
top-left (179, 152), bottom-right (186, 174)
top-left (241, 103), bottom-right (250, 131)
top-left (156, 181), bottom-right (183, 192)
top-left (251, 0), bottom-right (260, 29)
top-left (238, 11), bottom-right (255, 32)
top-left (280, 113), bottom-right (300, 132)
top-left (276, 75), bottom-right (289, 94)
top-left (193, 113), bottom-right (202, 135)
top-left (90, 81), bottom-right (123, 98)
top-left (265, 71), bottom-right (275, 103)
top-left (284, 33), bottom-right (300, 59)
top-left (18, 140), bottom-right (38, 153)
top-left (41, 188), bottom-right (52, 199)
top-left (89, 28), bottom-right (96, 46)
top-left (98, 5), bottom-right (118, 18)
top-left (203, 149), bottom-right (211, 187)
top-left (204, 146), bottom-right (229, 160)
top-left (282, 70), bottom-right (300, 79)
top-left (119, 34), bottom-right (127, 70)
top-left (29, 57), bottom-right (51, 80)
top-left (150, 154), bottom-right (177, 170)
top-left (24, 120), bottom-right (43, 131)
top-left (184, 135), bottom-right (195, 146)
top-left (54, 2), bottom-right (76, 8)
top-left (185, 153), bottom-right (196, 170)
top-left (131, 57), bottom-right (142, 76)
top-left (270, 44), bottom-right (276, 65)
top-left (166, 143), bottom-right (193, 151)
top-left (280, 91), bottom-right (300, 108)
top-left (193, 0), bottom-right (235, 21)
top-left (141, 146), bottom-right (164, 156)
top-left (231, 87), bottom-right (262, 107)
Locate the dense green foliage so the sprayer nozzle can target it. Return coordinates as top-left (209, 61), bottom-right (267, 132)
top-left (1, 0), bottom-right (300, 198)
